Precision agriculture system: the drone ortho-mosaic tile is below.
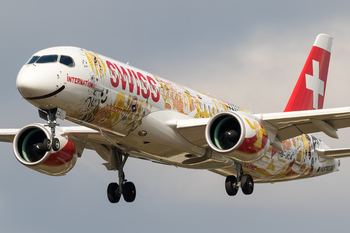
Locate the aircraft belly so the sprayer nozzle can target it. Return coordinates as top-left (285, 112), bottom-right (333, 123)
top-left (111, 128), bottom-right (234, 170)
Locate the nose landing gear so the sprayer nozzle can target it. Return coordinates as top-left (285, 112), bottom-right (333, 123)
top-left (38, 108), bottom-right (62, 152)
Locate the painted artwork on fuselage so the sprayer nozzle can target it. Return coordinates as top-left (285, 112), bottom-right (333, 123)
top-left (154, 75), bottom-right (250, 118)
top-left (68, 50), bottom-right (153, 134)
top-left (84, 51), bottom-right (107, 80)
top-left (68, 48), bottom-right (250, 135)
top-left (241, 134), bottom-right (333, 181)
top-left (64, 48), bottom-right (335, 183)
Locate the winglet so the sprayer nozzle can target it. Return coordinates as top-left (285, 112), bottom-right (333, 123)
top-left (284, 34), bottom-right (333, 112)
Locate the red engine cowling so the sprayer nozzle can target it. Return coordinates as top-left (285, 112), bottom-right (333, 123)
top-left (13, 124), bottom-right (77, 176)
top-left (205, 111), bottom-right (270, 163)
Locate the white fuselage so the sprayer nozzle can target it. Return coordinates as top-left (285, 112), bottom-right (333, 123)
top-left (16, 46), bottom-right (339, 183)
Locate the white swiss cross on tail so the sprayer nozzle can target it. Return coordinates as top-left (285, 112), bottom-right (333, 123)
top-left (305, 60), bottom-right (324, 109)
top-left (284, 34), bottom-right (332, 112)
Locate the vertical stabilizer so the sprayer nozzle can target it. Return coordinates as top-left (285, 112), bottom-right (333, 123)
top-left (284, 34), bottom-right (333, 112)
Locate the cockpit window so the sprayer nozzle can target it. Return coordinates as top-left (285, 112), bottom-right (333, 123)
top-left (36, 55), bottom-right (58, 63)
top-left (59, 55), bottom-right (75, 67)
top-left (27, 56), bottom-right (40, 64)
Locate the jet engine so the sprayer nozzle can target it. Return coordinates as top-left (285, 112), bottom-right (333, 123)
top-left (13, 124), bottom-right (77, 176)
top-left (205, 111), bottom-right (269, 163)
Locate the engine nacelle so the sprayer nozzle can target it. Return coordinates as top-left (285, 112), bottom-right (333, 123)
top-left (205, 111), bottom-right (269, 163)
top-left (13, 124), bottom-right (77, 176)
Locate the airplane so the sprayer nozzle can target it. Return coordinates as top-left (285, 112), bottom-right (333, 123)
top-left (1, 33), bottom-right (350, 204)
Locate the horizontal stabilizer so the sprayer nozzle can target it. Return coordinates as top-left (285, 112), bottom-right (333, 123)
top-left (316, 148), bottom-right (350, 159)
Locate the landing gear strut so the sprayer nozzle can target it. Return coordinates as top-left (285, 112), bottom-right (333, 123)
top-left (225, 163), bottom-right (254, 196)
top-left (38, 108), bottom-right (60, 151)
top-left (107, 147), bottom-right (136, 203)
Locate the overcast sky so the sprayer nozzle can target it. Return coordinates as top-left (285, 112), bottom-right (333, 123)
top-left (2, 1), bottom-right (350, 232)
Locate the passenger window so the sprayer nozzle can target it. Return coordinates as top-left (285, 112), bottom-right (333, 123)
top-left (27, 56), bottom-right (40, 64)
top-left (36, 55), bottom-right (58, 63)
top-left (59, 55), bottom-right (75, 67)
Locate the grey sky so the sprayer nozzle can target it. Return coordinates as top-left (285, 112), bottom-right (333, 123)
top-left (1, 1), bottom-right (350, 232)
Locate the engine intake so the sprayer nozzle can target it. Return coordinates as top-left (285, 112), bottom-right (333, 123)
top-left (13, 124), bottom-right (77, 176)
top-left (14, 125), bottom-right (50, 165)
top-left (207, 112), bottom-right (245, 152)
top-left (205, 111), bottom-right (269, 162)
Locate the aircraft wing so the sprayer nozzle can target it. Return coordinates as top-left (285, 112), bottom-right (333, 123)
top-left (258, 106), bottom-right (350, 141)
top-left (176, 118), bottom-right (210, 147)
top-left (0, 126), bottom-right (130, 166)
top-left (0, 126), bottom-right (109, 157)
top-left (0, 127), bottom-right (102, 143)
top-left (176, 107), bottom-right (350, 150)
top-left (3, 106), bottom-right (350, 161)
top-left (0, 129), bottom-right (19, 142)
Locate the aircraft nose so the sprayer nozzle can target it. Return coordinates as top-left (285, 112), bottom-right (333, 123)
top-left (16, 65), bottom-right (64, 100)
top-left (16, 67), bottom-right (41, 98)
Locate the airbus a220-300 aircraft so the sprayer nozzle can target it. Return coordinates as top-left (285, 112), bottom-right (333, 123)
top-left (2, 34), bottom-right (350, 203)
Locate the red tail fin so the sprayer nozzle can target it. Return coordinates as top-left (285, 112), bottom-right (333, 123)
top-left (284, 34), bottom-right (333, 112)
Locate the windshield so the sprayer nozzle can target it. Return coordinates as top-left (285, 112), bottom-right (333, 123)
top-left (26, 56), bottom-right (40, 64)
top-left (25, 54), bottom-right (75, 67)
top-left (59, 55), bottom-right (75, 67)
top-left (36, 55), bottom-right (58, 63)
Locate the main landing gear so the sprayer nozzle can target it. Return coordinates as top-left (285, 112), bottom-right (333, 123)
top-left (107, 147), bottom-right (136, 203)
top-left (225, 163), bottom-right (254, 196)
top-left (38, 108), bottom-right (61, 152)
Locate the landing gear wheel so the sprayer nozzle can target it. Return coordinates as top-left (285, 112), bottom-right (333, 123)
top-left (39, 108), bottom-right (61, 152)
top-left (123, 182), bottom-right (136, 202)
top-left (52, 138), bottom-right (60, 151)
top-left (225, 176), bottom-right (239, 196)
top-left (43, 138), bottom-right (51, 151)
top-left (241, 174), bottom-right (254, 195)
top-left (107, 182), bottom-right (121, 203)
top-left (36, 138), bottom-right (51, 151)
top-left (107, 148), bottom-right (137, 204)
